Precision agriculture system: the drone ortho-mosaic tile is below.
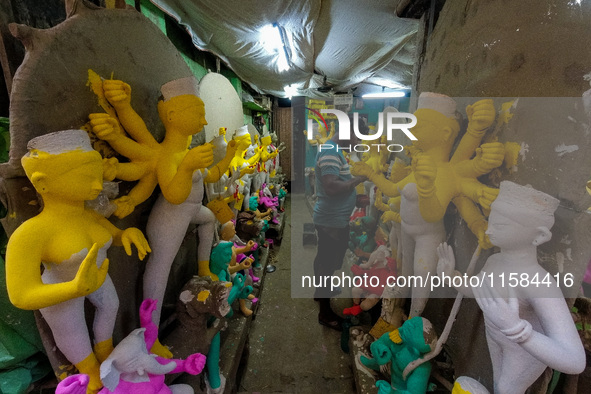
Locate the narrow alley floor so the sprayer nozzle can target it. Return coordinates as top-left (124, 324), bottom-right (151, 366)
top-left (238, 194), bottom-right (356, 393)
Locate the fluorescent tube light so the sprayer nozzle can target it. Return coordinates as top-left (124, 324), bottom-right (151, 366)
top-left (260, 24), bottom-right (289, 72)
top-left (362, 92), bottom-right (406, 98)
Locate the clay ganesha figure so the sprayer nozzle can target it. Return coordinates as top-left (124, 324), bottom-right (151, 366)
top-left (361, 317), bottom-right (438, 394)
top-left (5, 129), bottom-right (151, 393)
top-left (55, 298), bottom-right (206, 394)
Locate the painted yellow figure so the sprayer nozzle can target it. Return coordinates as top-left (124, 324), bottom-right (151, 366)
top-left (251, 133), bottom-right (279, 194)
top-left (362, 134), bottom-right (390, 174)
top-left (452, 377), bottom-right (490, 393)
top-left (6, 130), bottom-right (150, 393)
top-left (374, 158), bottom-right (411, 226)
top-left (260, 134), bottom-right (278, 165)
top-left (228, 125), bottom-right (262, 211)
top-left (89, 77), bottom-right (237, 358)
top-left (352, 93), bottom-right (503, 317)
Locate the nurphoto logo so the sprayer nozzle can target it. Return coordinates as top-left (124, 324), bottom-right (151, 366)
top-left (306, 108), bottom-right (418, 153)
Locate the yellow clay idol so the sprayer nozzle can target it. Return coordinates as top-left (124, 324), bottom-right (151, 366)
top-left (6, 129), bottom-right (150, 393)
top-left (228, 125), bottom-right (261, 211)
top-left (352, 93), bottom-right (503, 317)
top-left (90, 76), bottom-right (238, 358)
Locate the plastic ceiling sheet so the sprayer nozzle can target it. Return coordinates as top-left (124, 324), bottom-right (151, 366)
top-left (150, 0), bottom-right (418, 98)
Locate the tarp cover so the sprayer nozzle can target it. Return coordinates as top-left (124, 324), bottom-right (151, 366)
top-left (150, 0), bottom-right (418, 97)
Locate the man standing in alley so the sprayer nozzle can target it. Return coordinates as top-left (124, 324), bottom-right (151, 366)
top-left (313, 116), bottom-right (367, 330)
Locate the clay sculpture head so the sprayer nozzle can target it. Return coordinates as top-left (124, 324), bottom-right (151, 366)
top-left (100, 328), bottom-right (176, 391)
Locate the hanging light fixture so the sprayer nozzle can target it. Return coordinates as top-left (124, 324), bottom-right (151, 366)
top-left (260, 23), bottom-right (290, 72)
top-left (362, 91), bottom-right (406, 98)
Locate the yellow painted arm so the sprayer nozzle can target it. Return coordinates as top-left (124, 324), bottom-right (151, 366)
top-left (389, 158), bottom-right (412, 183)
top-left (450, 99), bottom-right (495, 164)
top-left (239, 165), bottom-right (255, 177)
top-left (246, 146), bottom-right (263, 166)
top-left (372, 171), bottom-right (410, 198)
top-left (93, 213), bottom-right (151, 260)
top-left (375, 191), bottom-right (402, 223)
top-left (374, 190), bottom-right (390, 212)
top-left (261, 149), bottom-right (278, 162)
top-left (111, 161), bottom-right (149, 182)
top-left (93, 213), bottom-right (124, 243)
top-left (455, 142), bottom-right (505, 179)
top-left (6, 227), bottom-right (109, 310)
top-left (365, 155), bottom-right (385, 174)
top-left (388, 196), bottom-right (401, 211)
top-left (459, 179), bottom-right (499, 212)
top-left (205, 140), bottom-right (238, 183)
top-left (111, 106), bottom-right (157, 147)
top-left (89, 114), bottom-right (152, 162)
top-left (102, 79), bottom-right (158, 147)
top-left (351, 161), bottom-right (410, 197)
top-left (112, 174), bottom-right (158, 218)
top-left (158, 144), bottom-right (214, 204)
top-left (452, 195), bottom-right (493, 249)
top-left (381, 210), bottom-right (401, 224)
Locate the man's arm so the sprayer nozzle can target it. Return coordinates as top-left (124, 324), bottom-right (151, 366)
top-left (321, 174), bottom-right (365, 196)
top-left (351, 161), bottom-right (409, 197)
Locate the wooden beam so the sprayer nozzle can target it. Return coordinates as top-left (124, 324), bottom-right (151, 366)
top-left (0, 0), bottom-right (25, 95)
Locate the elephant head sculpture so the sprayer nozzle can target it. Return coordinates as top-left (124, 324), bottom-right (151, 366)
top-left (56, 299), bottom-right (206, 394)
top-left (100, 328), bottom-right (177, 390)
top-left (361, 317), bottom-right (437, 394)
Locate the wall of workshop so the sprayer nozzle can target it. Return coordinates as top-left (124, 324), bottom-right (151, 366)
top-left (133, 0), bottom-right (257, 131)
top-left (414, 0), bottom-right (591, 392)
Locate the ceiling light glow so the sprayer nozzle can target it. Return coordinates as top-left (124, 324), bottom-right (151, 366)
top-left (260, 24), bottom-right (289, 72)
top-left (284, 84), bottom-right (299, 99)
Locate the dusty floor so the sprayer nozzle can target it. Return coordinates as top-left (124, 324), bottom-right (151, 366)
top-left (238, 194), bottom-right (356, 393)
